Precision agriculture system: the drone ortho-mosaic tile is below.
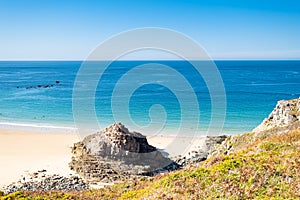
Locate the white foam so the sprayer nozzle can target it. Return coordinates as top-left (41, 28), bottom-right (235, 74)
top-left (0, 122), bottom-right (78, 134)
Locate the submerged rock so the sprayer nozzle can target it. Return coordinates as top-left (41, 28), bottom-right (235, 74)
top-left (69, 123), bottom-right (178, 184)
top-left (17, 81), bottom-right (61, 89)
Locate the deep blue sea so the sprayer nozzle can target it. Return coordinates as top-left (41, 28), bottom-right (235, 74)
top-left (0, 60), bottom-right (299, 136)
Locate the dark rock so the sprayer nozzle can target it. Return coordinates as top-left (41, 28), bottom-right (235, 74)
top-left (18, 82), bottom-right (58, 90)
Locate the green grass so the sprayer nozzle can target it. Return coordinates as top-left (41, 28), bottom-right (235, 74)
top-left (2, 129), bottom-right (300, 199)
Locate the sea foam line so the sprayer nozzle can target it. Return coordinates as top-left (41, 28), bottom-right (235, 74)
top-left (0, 122), bottom-right (78, 134)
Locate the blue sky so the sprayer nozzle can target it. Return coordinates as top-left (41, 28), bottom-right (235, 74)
top-left (0, 0), bottom-right (299, 60)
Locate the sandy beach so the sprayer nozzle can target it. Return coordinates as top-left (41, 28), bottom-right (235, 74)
top-left (0, 128), bottom-right (206, 188)
top-left (0, 129), bottom-right (80, 187)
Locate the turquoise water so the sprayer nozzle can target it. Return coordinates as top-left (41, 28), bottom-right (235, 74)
top-left (0, 60), bottom-right (299, 135)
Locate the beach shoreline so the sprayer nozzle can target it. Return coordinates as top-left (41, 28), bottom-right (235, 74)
top-left (0, 128), bottom-right (209, 188)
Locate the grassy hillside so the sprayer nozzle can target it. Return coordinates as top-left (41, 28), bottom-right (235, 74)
top-left (1, 129), bottom-right (300, 200)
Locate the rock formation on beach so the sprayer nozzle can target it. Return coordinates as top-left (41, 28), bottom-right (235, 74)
top-left (2, 170), bottom-right (89, 194)
top-left (253, 97), bottom-right (300, 133)
top-left (69, 123), bottom-right (178, 184)
top-left (175, 135), bottom-right (228, 166)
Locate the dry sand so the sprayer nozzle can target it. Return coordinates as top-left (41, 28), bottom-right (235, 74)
top-left (0, 129), bottom-right (80, 187)
top-left (0, 129), bottom-right (206, 188)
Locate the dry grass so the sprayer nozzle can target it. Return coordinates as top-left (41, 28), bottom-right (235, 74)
top-left (2, 129), bottom-right (300, 199)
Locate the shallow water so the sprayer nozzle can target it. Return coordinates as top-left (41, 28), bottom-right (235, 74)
top-left (0, 60), bottom-right (299, 136)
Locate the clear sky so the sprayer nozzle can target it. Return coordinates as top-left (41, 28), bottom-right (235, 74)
top-left (0, 0), bottom-right (300, 60)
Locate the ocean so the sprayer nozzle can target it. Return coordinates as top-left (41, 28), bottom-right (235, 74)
top-left (0, 60), bottom-right (299, 136)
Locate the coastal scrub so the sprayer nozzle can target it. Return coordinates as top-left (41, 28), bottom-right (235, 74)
top-left (2, 129), bottom-right (300, 199)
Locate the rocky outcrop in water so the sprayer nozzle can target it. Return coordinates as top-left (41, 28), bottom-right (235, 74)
top-left (16, 80), bottom-right (61, 89)
top-left (2, 170), bottom-right (89, 194)
top-left (253, 98), bottom-right (300, 133)
top-left (69, 123), bottom-right (178, 184)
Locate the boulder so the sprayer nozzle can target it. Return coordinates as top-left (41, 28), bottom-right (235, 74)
top-left (69, 123), bottom-right (178, 184)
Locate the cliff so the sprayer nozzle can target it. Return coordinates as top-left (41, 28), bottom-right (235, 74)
top-left (209, 97), bottom-right (300, 158)
top-left (253, 97), bottom-right (300, 133)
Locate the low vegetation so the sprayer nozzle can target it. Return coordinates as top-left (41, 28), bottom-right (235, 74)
top-left (1, 129), bottom-right (300, 199)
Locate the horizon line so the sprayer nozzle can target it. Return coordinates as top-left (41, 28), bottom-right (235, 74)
top-left (0, 59), bottom-right (300, 62)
